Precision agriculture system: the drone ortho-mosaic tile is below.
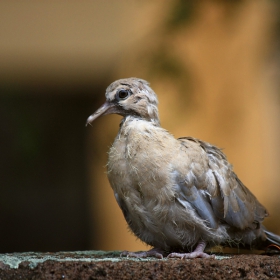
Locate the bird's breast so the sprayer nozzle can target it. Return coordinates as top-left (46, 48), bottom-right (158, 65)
top-left (107, 120), bottom-right (181, 199)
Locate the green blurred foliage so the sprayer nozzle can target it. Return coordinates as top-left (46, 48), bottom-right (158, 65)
top-left (166, 0), bottom-right (195, 29)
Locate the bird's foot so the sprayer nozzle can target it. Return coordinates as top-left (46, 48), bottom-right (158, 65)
top-left (167, 240), bottom-right (215, 259)
top-left (167, 251), bottom-right (214, 259)
top-left (120, 248), bottom-right (164, 259)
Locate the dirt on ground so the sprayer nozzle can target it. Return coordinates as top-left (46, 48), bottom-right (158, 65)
top-left (0, 251), bottom-right (280, 279)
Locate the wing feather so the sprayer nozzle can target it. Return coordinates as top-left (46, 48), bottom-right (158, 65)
top-left (178, 137), bottom-right (268, 230)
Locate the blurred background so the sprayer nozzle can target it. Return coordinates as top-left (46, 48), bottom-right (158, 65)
top-left (0, 0), bottom-right (280, 253)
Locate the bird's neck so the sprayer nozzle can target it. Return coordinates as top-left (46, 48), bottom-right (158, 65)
top-left (120, 115), bottom-right (160, 128)
top-left (145, 103), bottom-right (160, 126)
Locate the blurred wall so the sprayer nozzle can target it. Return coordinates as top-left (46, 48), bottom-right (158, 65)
top-left (0, 1), bottom-right (160, 85)
top-left (0, 0), bottom-right (280, 253)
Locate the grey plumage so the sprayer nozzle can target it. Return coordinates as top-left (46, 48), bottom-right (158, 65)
top-left (87, 77), bottom-right (280, 259)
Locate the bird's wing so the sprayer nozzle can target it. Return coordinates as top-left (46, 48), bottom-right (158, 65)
top-left (114, 192), bottom-right (133, 227)
top-left (177, 137), bottom-right (268, 230)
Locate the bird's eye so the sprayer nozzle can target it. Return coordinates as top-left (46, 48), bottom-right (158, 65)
top-left (116, 89), bottom-right (131, 101)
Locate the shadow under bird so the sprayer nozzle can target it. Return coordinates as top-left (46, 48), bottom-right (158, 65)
top-left (86, 77), bottom-right (280, 259)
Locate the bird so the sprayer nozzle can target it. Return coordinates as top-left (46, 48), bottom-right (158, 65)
top-left (86, 77), bottom-right (280, 259)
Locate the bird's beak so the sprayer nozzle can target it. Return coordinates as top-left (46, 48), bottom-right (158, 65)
top-left (86, 101), bottom-right (115, 126)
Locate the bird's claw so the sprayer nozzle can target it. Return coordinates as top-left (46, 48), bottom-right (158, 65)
top-left (167, 252), bottom-right (215, 259)
top-left (121, 249), bottom-right (164, 259)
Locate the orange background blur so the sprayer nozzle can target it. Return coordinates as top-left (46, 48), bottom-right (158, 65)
top-left (1, 0), bottom-right (280, 253)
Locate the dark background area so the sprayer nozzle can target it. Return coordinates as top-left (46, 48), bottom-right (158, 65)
top-left (0, 85), bottom-right (104, 252)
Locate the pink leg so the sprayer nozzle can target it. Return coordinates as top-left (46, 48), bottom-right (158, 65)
top-left (167, 241), bottom-right (215, 259)
top-left (121, 247), bottom-right (165, 259)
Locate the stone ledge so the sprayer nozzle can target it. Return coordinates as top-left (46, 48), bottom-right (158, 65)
top-left (0, 251), bottom-right (279, 279)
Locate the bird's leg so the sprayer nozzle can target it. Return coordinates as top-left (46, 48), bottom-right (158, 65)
top-left (167, 240), bottom-right (215, 259)
top-left (121, 247), bottom-right (165, 259)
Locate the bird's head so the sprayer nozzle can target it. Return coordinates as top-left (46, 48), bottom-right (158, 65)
top-left (86, 78), bottom-right (160, 126)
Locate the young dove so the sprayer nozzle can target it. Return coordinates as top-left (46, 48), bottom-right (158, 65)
top-left (86, 77), bottom-right (280, 259)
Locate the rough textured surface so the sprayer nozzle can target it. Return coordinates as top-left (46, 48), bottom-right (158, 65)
top-left (0, 251), bottom-right (279, 279)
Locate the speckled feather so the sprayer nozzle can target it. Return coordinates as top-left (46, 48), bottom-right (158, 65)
top-left (87, 78), bottom-right (280, 258)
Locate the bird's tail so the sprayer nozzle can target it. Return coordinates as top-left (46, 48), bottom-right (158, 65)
top-left (264, 229), bottom-right (280, 252)
top-left (265, 229), bottom-right (280, 246)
